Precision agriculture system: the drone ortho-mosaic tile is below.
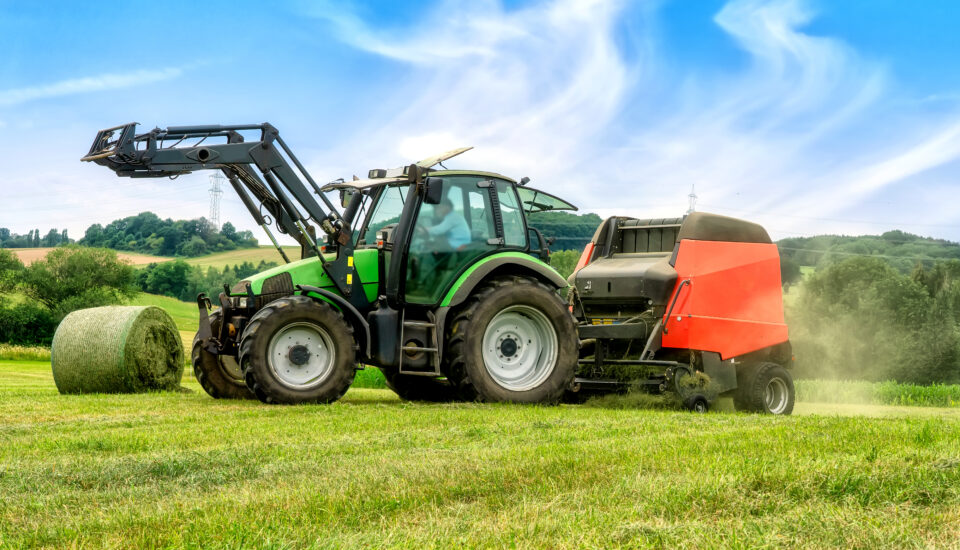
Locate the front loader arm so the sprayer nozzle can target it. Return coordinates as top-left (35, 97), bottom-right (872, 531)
top-left (82, 122), bottom-right (361, 301)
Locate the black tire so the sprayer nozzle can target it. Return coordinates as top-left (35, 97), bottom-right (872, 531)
top-left (684, 394), bottom-right (709, 413)
top-left (380, 368), bottom-right (459, 402)
top-left (191, 310), bottom-right (256, 400)
top-left (444, 276), bottom-right (577, 403)
top-left (239, 296), bottom-right (357, 405)
top-left (733, 362), bottom-right (795, 415)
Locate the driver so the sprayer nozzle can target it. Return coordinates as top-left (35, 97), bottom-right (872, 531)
top-left (426, 197), bottom-right (470, 250)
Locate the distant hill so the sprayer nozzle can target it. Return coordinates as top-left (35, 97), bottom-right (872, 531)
top-left (528, 211), bottom-right (602, 251)
top-left (777, 230), bottom-right (960, 273)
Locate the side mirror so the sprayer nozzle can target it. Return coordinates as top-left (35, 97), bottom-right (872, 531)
top-left (424, 177), bottom-right (443, 205)
top-left (339, 189), bottom-right (356, 208)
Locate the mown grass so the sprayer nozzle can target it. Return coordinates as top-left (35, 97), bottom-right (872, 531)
top-left (797, 379), bottom-right (960, 408)
top-left (1, 359), bottom-right (959, 548)
top-left (184, 246), bottom-right (300, 270)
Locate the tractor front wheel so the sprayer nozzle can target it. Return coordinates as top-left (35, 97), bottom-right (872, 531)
top-left (239, 296), bottom-right (357, 405)
top-left (445, 276), bottom-right (577, 403)
top-left (191, 310), bottom-right (255, 400)
top-left (734, 362), bottom-right (795, 415)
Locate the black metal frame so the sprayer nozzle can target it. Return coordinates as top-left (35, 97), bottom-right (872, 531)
top-left (83, 122), bottom-right (361, 300)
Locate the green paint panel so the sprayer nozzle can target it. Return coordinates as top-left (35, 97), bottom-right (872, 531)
top-left (243, 248), bottom-right (380, 302)
top-left (439, 252), bottom-right (557, 307)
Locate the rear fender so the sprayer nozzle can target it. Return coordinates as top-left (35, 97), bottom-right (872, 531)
top-left (435, 253), bottom-right (568, 359)
top-left (440, 253), bottom-right (567, 308)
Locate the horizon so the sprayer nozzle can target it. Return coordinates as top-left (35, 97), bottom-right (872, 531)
top-left (2, 0), bottom-right (960, 244)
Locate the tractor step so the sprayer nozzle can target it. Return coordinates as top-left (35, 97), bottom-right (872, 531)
top-left (399, 313), bottom-right (441, 375)
top-left (403, 320), bottom-right (435, 328)
top-left (402, 346), bottom-right (438, 352)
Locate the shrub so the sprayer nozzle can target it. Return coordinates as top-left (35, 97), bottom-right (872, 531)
top-left (789, 257), bottom-right (960, 384)
top-left (0, 301), bottom-right (56, 345)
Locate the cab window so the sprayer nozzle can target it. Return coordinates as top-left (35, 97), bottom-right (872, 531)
top-left (497, 182), bottom-right (527, 248)
top-left (358, 185), bottom-right (406, 246)
top-left (405, 176), bottom-right (497, 304)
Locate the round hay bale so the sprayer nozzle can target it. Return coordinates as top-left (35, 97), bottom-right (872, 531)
top-left (51, 306), bottom-right (184, 394)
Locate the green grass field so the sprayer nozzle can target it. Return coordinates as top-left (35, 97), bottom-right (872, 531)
top-left (1, 359), bottom-right (959, 548)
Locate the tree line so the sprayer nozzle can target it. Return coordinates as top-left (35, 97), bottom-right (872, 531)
top-left (778, 230), bottom-right (960, 274)
top-left (0, 211), bottom-right (261, 258)
top-left (80, 211), bottom-right (258, 257)
top-left (136, 259), bottom-right (279, 303)
top-left (0, 228), bottom-right (71, 248)
top-left (528, 211), bottom-right (602, 252)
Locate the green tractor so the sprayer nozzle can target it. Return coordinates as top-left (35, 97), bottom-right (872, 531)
top-left (83, 123), bottom-right (579, 404)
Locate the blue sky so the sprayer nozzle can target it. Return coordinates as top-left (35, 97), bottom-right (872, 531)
top-left (1, 0), bottom-right (960, 243)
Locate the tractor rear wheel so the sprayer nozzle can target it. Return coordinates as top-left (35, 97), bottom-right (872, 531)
top-left (191, 310), bottom-right (255, 400)
top-left (445, 276), bottom-right (577, 403)
top-left (380, 368), bottom-right (459, 402)
top-left (239, 296), bottom-right (357, 405)
top-left (734, 362), bottom-right (795, 415)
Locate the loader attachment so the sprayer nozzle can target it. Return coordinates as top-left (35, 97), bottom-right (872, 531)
top-left (81, 122), bottom-right (367, 305)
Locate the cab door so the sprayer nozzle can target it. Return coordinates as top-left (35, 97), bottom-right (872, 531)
top-left (403, 176), bottom-right (503, 305)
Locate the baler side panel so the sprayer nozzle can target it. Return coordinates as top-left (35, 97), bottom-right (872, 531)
top-left (661, 240), bottom-right (788, 359)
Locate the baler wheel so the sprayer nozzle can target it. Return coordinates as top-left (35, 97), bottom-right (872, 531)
top-left (239, 296), bottom-right (357, 405)
top-left (734, 362), bottom-right (795, 415)
top-left (191, 310), bottom-right (256, 400)
top-left (684, 394), bottom-right (709, 413)
top-left (444, 276), bottom-right (577, 403)
top-left (380, 368), bottom-right (459, 402)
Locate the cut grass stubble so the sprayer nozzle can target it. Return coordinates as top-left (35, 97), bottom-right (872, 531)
top-left (0, 360), bottom-right (959, 548)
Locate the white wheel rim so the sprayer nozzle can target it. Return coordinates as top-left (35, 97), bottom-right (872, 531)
top-left (765, 377), bottom-right (789, 414)
top-left (267, 322), bottom-right (336, 389)
top-left (481, 305), bottom-right (558, 392)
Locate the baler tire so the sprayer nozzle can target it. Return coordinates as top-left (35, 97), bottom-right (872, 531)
top-left (380, 368), bottom-right (459, 402)
top-left (733, 363), bottom-right (758, 411)
top-left (444, 276), bottom-right (577, 404)
top-left (684, 394), bottom-right (709, 413)
top-left (239, 296), bottom-right (357, 405)
top-left (191, 310), bottom-right (255, 400)
top-left (735, 362), bottom-right (794, 415)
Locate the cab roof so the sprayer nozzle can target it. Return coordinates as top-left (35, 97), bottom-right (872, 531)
top-left (320, 170), bottom-right (516, 192)
top-left (318, 146), bottom-right (577, 212)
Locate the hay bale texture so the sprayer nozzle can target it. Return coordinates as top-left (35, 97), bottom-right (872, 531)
top-left (51, 306), bottom-right (184, 394)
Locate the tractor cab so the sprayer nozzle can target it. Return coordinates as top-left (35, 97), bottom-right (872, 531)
top-left (320, 151), bottom-right (577, 309)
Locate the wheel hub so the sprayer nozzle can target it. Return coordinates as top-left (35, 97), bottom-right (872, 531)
top-left (764, 377), bottom-right (789, 414)
top-left (288, 344), bottom-right (311, 365)
top-left (499, 337), bottom-right (518, 358)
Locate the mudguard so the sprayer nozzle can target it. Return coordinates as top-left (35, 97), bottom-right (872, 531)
top-left (440, 253), bottom-right (568, 308)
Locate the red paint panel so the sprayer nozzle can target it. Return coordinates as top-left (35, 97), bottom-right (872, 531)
top-left (661, 240), bottom-right (788, 359)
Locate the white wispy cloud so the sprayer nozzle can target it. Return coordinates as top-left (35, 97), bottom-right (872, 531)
top-left (0, 67), bottom-right (183, 107)
top-left (305, 0), bottom-right (960, 239)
